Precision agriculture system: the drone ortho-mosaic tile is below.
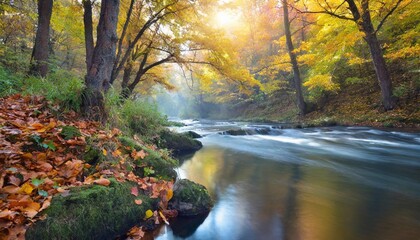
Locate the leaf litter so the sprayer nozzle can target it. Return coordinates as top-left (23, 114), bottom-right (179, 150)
top-left (0, 95), bottom-right (176, 239)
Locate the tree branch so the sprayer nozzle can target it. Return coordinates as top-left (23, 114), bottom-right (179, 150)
top-left (375, 0), bottom-right (403, 34)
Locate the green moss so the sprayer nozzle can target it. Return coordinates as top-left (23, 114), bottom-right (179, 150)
top-left (169, 179), bottom-right (213, 216)
top-left (118, 136), bottom-right (178, 180)
top-left (158, 130), bottom-right (203, 156)
top-left (26, 179), bottom-right (155, 240)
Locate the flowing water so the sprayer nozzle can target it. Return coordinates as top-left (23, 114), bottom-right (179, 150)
top-left (155, 120), bottom-right (420, 240)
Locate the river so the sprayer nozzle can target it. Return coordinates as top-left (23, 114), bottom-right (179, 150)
top-left (154, 120), bottom-right (420, 240)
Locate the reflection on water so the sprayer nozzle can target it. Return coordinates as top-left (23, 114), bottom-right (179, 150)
top-left (156, 124), bottom-right (420, 240)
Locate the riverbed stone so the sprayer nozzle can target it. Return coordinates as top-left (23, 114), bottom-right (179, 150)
top-left (169, 179), bottom-right (213, 216)
top-left (26, 179), bottom-right (155, 240)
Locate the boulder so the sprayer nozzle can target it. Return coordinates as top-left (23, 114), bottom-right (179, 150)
top-left (169, 179), bottom-right (213, 216)
top-left (184, 131), bottom-right (202, 139)
top-left (158, 130), bottom-right (203, 156)
top-left (26, 179), bottom-right (155, 240)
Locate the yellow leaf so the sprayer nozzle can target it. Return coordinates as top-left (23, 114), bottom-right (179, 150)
top-left (102, 149), bottom-right (107, 156)
top-left (19, 182), bottom-right (35, 195)
top-left (144, 209), bottom-right (153, 219)
top-left (166, 189), bottom-right (173, 201)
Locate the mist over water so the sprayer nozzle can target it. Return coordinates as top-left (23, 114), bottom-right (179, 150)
top-left (156, 120), bottom-right (420, 240)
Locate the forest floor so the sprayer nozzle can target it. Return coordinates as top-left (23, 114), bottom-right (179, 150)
top-left (0, 95), bottom-right (175, 239)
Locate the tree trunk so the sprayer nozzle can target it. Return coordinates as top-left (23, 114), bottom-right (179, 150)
top-left (83, 0), bottom-right (94, 71)
top-left (358, 0), bottom-right (394, 110)
top-left (282, 0), bottom-right (306, 115)
top-left (121, 61), bottom-right (133, 99)
top-left (82, 0), bottom-right (120, 121)
top-left (30, 0), bottom-right (53, 77)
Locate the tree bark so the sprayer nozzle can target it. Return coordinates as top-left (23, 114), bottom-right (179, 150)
top-left (82, 0), bottom-right (94, 71)
top-left (82, 0), bottom-right (120, 121)
top-left (30, 0), bottom-right (53, 77)
top-left (346, 0), bottom-right (395, 110)
top-left (282, 0), bottom-right (306, 115)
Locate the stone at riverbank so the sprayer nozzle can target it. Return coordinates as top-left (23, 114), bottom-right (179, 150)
top-left (26, 179), bottom-right (155, 240)
top-left (169, 179), bottom-right (213, 216)
top-left (158, 130), bottom-right (203, 156)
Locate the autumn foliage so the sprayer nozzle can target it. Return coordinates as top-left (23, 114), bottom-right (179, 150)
top-left (0, 95), bottom-right (176, 239)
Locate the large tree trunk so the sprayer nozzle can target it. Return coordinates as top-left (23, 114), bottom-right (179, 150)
top-left (282, 0), bottom-right (306, 115)
top-left (346, 0), bottom-right (395, 110)
top-left (359, 0), bottom-right (394, 110)
top-left (82, 0), bottom-right (120, 121)
top-left (83, 0), bottom-right (94, 71)
top-left (30, 0), bottom-right (53, 77)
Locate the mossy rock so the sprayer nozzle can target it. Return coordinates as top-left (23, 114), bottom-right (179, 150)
top-left (118, 136), bottom-right (178, 180)
top-left (139, 150), bottom-right (178, 180)
top-left (158, 130), bottom-right (203, 156)
top-left (184, 131), bottom-right (202, 139)
top-left (26, 179), bottom-right (155, 240)
top-left (168, 179), bottom-right (213, 216)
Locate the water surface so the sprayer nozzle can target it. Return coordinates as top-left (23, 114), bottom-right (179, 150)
top-left (157, 121), bottom-right (420, 240)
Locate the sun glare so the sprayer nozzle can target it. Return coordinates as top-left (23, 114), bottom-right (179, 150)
top-left (215, 10), bottom-right (239, 28)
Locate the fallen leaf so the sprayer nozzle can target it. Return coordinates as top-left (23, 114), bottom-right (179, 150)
top-left (130, 187), bottom-right (139, 197)
top-left (127, 226), bottom-right (145, 238)
top-left (93, 178), bottom-right (110, 186)
top-left (134, 199), bottom-right (142, 205)
top-left (102, 149), bottom-right (107, 156)
top-left (1, 185), bottom-right (20, 194)
top-left (166, 189), bottom-right (173, 201)
top-left (39, 197), bottom-right (52, 212)
top-left (0, 210), bottom-right (17, 220)
top-left (19, 182), bottom-right (34, 195)
top-left (159, 211), bottom-right (170, 225)
top-left (144, 209), bottom-right (153, 219)
top-left (8, 175), bottom-right (21, 186)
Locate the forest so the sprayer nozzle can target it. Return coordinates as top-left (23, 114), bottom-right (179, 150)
top-left (0, 0), bottom-right (419, 239)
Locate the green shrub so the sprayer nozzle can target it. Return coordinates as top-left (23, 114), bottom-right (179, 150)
top-left (106, 91), bottom-right (169, 141)
top-left (22, 68), bottom-right (84, 111)
top-left (0, 66), bottom-right (23, 97)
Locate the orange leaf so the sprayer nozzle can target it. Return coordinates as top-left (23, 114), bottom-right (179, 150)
top-left (0, 210), bottom-right (17, 220)
top-left (134, 199), bottom-right (143, 205)
top-left (2, 185), bottom-right (19, 194)
top-left (36, 153), bottom-right (47, 162)
top-left (131, 186), bottom-right (139, 197)
top-left (93, 178), bottom-right (110, 186)
top-left (23, 207), bottom-right (38, 218)
top-left (166, 189), bottom-right (173, 201)
top-left (112, 149), bottom-right (122, 157)
top-left (39, 196), bottom-right (52, 212)
top-left (22, 152), bottom-right (33, 160)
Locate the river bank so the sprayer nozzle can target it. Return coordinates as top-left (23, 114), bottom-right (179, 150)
top-left (0, 95), bottom-right (212, 239)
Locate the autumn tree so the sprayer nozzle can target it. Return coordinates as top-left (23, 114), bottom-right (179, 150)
top-left (299, 0), bottom-right (407, 110)
top-left (282, 0), bottom-right (306, 115)
top-left (29, 0), bottom-right (53, 77)
top-left (82, 0), bottom-right (120, 121)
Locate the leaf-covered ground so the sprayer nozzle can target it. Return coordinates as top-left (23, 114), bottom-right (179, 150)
top-left (0, 95), bottom-right (176, 239)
